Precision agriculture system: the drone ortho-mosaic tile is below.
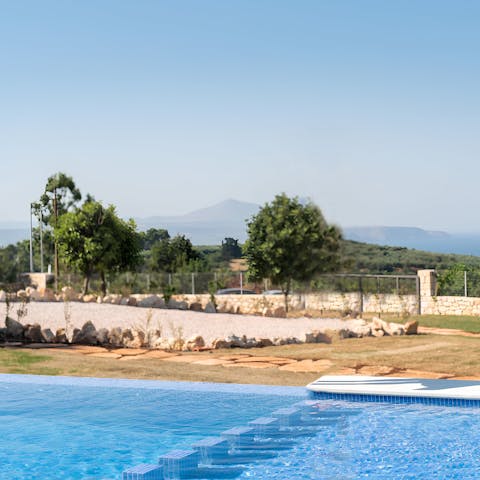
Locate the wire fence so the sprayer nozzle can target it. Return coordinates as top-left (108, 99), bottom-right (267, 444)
top-left (54, 271), bottom-right (420, 297)
top-left (436, 269), bottom-right (480, 297)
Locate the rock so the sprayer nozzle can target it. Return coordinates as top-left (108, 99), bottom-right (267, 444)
top-left (41, 328), bottom-right (55, 343)
top-left (371, 328), bottom-right (385, 337)
top-left (55, 328), bottom-right (68, 343)
top-left (72, 321), bottom-right (98, 345)
top-left (167, 299), bottom-right (188, 310)
top-left (348, 325), bottom-right (372, 338)
top-left (61, 286), bottom-right (77, 301)
top-left (244, 337), bottom-right (259, 348)
top-left (24, 324), bottom-right (43, 343)
top-left (212, 338), bottom-right (233, 349)
top-left (185, 335), bottom-right (205, 351)
top-left (371, 317), bottom-right (389, 332)
top-left (126, 297), bottom-right (137, 307)
top-left (108, 327), bottom-right (123, 347)
top-left (25, 287), bottom-right (41, 301)
top-left (189, 302), bottom-right (203, 312)
top-left (138, 295), bottom-right (164, 308)
top-left (38, 288), bottom-right (56, 302)
top-left (5, 317), bottom-right (24, 339)
top-left (226, 335), bottom-right (246, 348)
top-left (305, 330), bottom-right (332, 344)
top-left (387, 322), bottom-right (405, 336)
top-left (256, 338), bottom-right (273, 347)
top-left (205, 302), bottom-right (217, 313)
top-left (272, 307), bottom-right (286, 318)
top-left (404, 320), bottom-right (419, 335)
top-left (121, 329), bottom-right (145, 348)
top-left (0, 290), bottom-right (6, 302)
top-left (16, 289), bottom-right (27, 298)
top-left (82, 294), bottom-right (97, 303)
top-left (96, 328), bottom-right (109, 345)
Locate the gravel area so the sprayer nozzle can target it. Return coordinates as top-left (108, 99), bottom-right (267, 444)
top-left (3, 302), bottom-right (357, 344)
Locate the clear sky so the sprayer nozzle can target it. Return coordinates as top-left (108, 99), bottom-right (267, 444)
top-left (1, 1), bottom-right (479, 231)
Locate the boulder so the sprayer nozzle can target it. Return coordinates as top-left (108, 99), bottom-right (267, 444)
top-left (25, 287), bottom-right (41, 301)
top-left (121, 329), bottom-right (145, 348)
top-left (167, 299), bottom-right (188, 310)
top-left (226, 335), bottom-right (246, 348)
top-left (0, 290), bottom-right (6, 302)
top-left (404, 320), bottom-right (419, 335)
top-left (126, 297), bottom-right (137, 307)
top-left (38, 288), bottom-right (56, 302)
top-left (138, 295), bottom-right (164, 308)
top-left (5, 317), bottom-right (24, 339)
top-left (16, 289), bottom-right (27, 299)
top-left (55, 328), bottom-right (68, 343)
top-left (371, 328), bottom-right (385, 338)
top-left (205, 302), bottom-right (217, 314)
top-left (41, 328), bottom-right (55, 343)
top-left (272, 307), bottom-right (287, 318)
top-left (189, 302), bottom-right (203, 312)
top-left (108, 327), bottom-right (123, 347)
top-left (61, 286), bottom-right (77, 301)
top-left (387, 322), bottom-right (405, 336)
top-left (72, 321), bottom-right (98, 345)
top-left (348, 325), bottom-right (372, 338)
top-left (82, 294), bottom-right (97, 303)
top-left (24, 324), bottom-right (43, 343)
top-left (211, 338), bottom-right (233, 349)
top-left (256, 338), bottom-right (273, 347)
top-left (305, 330), bottom-right (332, 344)
top-left (96, 328), bottom-right (110, 345)
top-left (185, 335), bottom-right (205, 351)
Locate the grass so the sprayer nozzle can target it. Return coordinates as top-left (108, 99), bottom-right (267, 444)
top-left (413, 314), bottom-right (480, 333)
top-left (2, 332), bottom-right (480, 385)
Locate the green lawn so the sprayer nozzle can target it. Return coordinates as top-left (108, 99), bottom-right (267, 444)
top-left (413, 314), bottom-right (480, 333)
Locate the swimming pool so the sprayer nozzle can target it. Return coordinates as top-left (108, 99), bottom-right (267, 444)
top-left (1, 374), bottom-right (479, 479)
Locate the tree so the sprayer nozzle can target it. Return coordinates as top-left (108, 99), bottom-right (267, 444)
top-left (150, 234), bottom-right (199, 273)
top-left (221, 237), bottom-right (242, 261)
top-left (244, 193), bottom-right (341, 311)
top-left (40, 173), bottom-right (82, 291)
top-left (140, 228), bottom-right (170, 250)
top-left (56, 200), bottom-right (141, 294)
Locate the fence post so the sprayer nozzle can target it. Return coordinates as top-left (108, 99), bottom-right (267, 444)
top-left (464, 271), bottom-right (468, 297)
top-left (146, 274), bottom-right (150, 292)
top-left (168, 273), bottom-right (172, 286)
top-left (240, 272), bottom-right (243, 294)
top-left (358, 277), bottom-right (364, 315)
top-left (191, 273), bottom-right (195, 295)
top-left (396, 276), bottom-right (399, 295)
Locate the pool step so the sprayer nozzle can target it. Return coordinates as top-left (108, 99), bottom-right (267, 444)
top-left (159, 449), bottom-right (199, 479)
top-left (122, 463), bottom-right (163, 480)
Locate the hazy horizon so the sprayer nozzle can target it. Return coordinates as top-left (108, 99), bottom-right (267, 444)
top-left (2, 1), bottom-right (480, 232)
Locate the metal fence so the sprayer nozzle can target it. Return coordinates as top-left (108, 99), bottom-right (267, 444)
top-left (56, 271), bottom-right (420, 297)
top-left (437, 269), bottom-right (480, 297)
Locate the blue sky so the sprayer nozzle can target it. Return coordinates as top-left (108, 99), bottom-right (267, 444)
top-left (1, 1), bottom-right (479, 231)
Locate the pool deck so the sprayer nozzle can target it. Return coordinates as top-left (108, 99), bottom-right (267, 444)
top-left (307, 375), bottom-right (480, 400)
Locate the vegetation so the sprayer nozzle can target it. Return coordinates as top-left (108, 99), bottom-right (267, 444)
top-left (56, 199), bottom-right (141, 294)
top-left (244, 194), bottom-right (341, 309)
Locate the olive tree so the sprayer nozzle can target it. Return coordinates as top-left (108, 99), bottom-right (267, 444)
top-left (244, 193), bottom-right (341, 311)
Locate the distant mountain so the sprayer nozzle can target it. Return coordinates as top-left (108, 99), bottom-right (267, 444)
top-left (343, 226), bottom-right (480, 257)
top-left (136, 199), bottom-right (261, 245)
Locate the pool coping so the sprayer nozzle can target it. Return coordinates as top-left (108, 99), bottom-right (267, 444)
top-left (307, 375), bottom-right (480, 401)
top-left (0, 373), bottom-right (307, 397)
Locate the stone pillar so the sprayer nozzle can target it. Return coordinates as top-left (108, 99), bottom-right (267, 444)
top-left (417, 269), bottom-right (437, 297)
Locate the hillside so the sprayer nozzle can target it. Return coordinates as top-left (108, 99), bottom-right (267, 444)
top-left (340, 240), bottom-right (480, 274)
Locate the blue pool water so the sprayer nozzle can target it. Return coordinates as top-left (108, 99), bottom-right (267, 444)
top-left (1, 374), bottom-right (480, 479)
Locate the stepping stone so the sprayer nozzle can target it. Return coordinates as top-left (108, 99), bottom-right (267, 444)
top-left (112, 348), bottom-right (147, 356)
top-left (122, 463), bottom-right (163, 479)
top-left (68, 346), bottom-right (109, 354)
top-left (248, 417), bottom-right (280, 435)
top-left (192, 437), bottom-right (229, 461)
top-left (234, 356), bottom-right (294, 363)
top-left (224, 362), bottom-right (276, 369)
top-left (278, 359), bottom-right (332, 372)
top-left (221, 427), bottom-right (255, 447)
top-left (193, 358), bottom-right (233, 366)
top-left (271, 407), bottom-right (302, 426)
top-left (142, 350), bottom-right (177, 359)
top-left (161, 355), bottom-right (203, 363)
top-left (218, 354), bottom-right (252, 361)
top-left (87, 352), bottom-right (122, 359)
